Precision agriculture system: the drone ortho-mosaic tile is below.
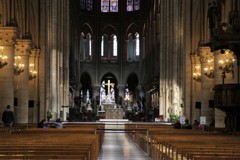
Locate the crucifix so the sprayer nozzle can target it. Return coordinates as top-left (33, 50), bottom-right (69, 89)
top-left (104, 80), bottom-right (114, 94)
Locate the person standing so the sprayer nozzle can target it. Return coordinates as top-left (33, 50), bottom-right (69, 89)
top-left (2, 105), bottom-right (14, 127)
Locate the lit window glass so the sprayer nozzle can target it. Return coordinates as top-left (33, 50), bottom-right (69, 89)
top-left (113, 35), bottom-right (117, 56)
top-left (110, 0), bottom-right (118, 12)
top-left (101, 36), bottom-right (104, 56)
top-left (127, 0), bottom-right (140, 12)
top-left (101, 0), bottom-right (109, 12)
top-left (135, 33), bottom-right (140, 56)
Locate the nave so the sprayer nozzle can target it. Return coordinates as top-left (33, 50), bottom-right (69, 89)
top-left (97, 132), bottom-right (150, 160)
top-left (1, 122), bottom-right (240, 159)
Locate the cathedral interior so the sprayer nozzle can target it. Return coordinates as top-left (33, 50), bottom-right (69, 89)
top-left (0, 0), bottom-right (240, 131)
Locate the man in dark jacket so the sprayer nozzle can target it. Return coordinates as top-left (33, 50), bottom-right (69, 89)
top-left (2, 105), bottom-right (14, 127)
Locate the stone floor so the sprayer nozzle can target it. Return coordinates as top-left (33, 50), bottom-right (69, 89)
top-left (97, 132), bottom-right (151, 160)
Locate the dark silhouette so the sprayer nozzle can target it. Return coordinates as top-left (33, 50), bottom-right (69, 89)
top-left (2, 105), bottom-right (14, 127)
top-left (37, 119), bottom-right (48, 128)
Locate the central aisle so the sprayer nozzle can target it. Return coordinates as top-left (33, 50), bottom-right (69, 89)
top-left (97, 132), bottom-right (151, 160)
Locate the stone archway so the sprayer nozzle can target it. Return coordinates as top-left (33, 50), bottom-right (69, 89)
top-left (80, 72), bottom-right (92, 103)
top-left (100, 73), bottom-right (118, 105)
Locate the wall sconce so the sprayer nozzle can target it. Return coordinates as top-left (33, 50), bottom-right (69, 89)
top-left (204, 59), bottom-right (214, 79)
top-left (218, 50), bottom-right (235, 73)
top-left (14, 56), bottom-right (24, 75)
top-left (29, 63), bottom-right (37, 80)
top-left (0, 46), bottom-right (8, 68)
top-left (193, 65), bottom-right (201, 82)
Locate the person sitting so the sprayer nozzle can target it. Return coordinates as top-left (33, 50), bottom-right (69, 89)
top-left (182, 119), bottom-right (192, 129)
top-left (37, 119), bottom-right (48, 128)
top-left (193, 119), bottom-right (200, 129)
top-left (53, 118), bottom-right (64, 128)
top-left (173, 120), bottom-right (181, 129)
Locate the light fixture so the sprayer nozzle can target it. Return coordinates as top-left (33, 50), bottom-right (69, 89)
top-left (218, 50), bottom-right (235, 73)
top-left (14, 56), bottom-right (24, 75)
top-left (0, 46), bottom-right (8, 68)
top-left (193, 65), bottom-right (201, 82)
top-left (29, 63), bottom-right (37, 80)
top-left (193, 72), bottom-right (201, 82)
top-left (203, 59), bottom-right (214, 79)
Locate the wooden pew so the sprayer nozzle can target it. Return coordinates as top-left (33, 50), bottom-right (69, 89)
top-left (0, 124), bottom-right (104, 160)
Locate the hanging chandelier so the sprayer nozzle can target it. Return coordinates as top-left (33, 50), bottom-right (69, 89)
top-left (0, 46), bottom-right (8, 68)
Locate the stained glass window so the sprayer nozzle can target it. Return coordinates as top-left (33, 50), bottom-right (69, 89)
top-left (80, 0), bottom-right (86, 10)
top-left (101, 0), bottom-right (118, 12)
top-left (101, 0), bottom-right (109, 12)
top-left (86, 0), bottom-right (93, 11)
top-left (127, 0), bottom-right (140, 12)
top-left (80, 0), bottom-right (93, 11)
top-left (110, 0), bottom-right (118, 12)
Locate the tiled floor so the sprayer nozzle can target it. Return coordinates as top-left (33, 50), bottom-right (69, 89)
top-left (97, 132), bottom-right (151, 160)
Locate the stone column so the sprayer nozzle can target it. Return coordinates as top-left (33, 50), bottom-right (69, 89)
top-left (29, 48), bottom-right (40, 123)
top-left (199, 46), bottom-right (214, 125)
top-left (92, 85), bottom-right (100, 114)
top-left (0, 27), bottom-right (18, 119)
top-left (14, 39), bottom-right (31, 123)
top-left (117, 84), bottom-right (125, 99)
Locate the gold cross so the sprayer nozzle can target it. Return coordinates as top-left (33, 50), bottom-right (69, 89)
top-left (104, 80), bottom-right (114, 94)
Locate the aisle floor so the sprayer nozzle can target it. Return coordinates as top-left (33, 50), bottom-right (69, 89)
top-left (97, 132), bottom-right (151, 160)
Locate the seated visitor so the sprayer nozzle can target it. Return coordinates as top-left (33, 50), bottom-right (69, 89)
top-left (182, 119), bottom-right (192, 129)
top-left (53, 118), bottom-right (64, 128)
top-left (173, 120), bottom-right (181, 129)
top-left (37, 119), bottom-right (48, 128)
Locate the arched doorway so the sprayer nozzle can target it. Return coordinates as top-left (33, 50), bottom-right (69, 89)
top-left (80, 72), bottom-right (92, 104)
top-left (125, 73), bottom-right (139, 102)
top-left (100, 73), bottom-right (118, 105)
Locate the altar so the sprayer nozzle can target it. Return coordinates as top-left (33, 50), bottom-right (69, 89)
top-left (105, 108), bottom-right (124, 119)
top-left (98, 103), bottom-right (125, 119)
top-left (98, 80), bottom-right (125, 119)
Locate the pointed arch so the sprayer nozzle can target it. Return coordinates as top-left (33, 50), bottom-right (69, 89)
top-left (101, 25), bottom-right (118, 62)
top-left (126, 24), bottom-right (140, 62)
top-left (80, 72), bottom-right (92, 103)
top-left (125, 73), bottom-right (139, 102)
top-left (80, 23), bottom-right (94, 62)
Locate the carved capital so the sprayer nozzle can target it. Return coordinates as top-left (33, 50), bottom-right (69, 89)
top-left (15, 39), bottom-right (32, 56)
top-left (30, 48), bottom-right (40, 58)
top-left (0, 27), bottom-right (19, 46)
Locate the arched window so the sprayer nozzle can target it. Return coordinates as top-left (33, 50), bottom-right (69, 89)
top-left (134, 33), bottom-right (140, 60)
top-left (101, 35), bottom-right (108, 61)
top-left (80, 32), bottom-right (92, 62)
top-left (101, 0), bottom-right (118, 12)
top-left (80, 33), bottom-right (85, 61)
top-left (127, 0), bottom-right (140, 12)
top-left (80, 0), bottom-right (93, 11)
top-left (86, 33), bottom-right (92, 61)
top-left (127, 34), bottom-right (134, 62)
top-left (112, 35), bottom-right (118, 57)
top-left (127, 32), bottom-right (140, 62)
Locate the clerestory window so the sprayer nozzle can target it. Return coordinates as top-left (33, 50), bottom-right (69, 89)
top-left (101, 0), bottom-right (118, 12)
top-left (127, 0), bottom-right (140, 12)
top-left (80, 33), bottom-right (92, 62)
top-left (127, 32), bottom-right (140, 62)
top-left (80, 0), bottom-right (93, 11)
